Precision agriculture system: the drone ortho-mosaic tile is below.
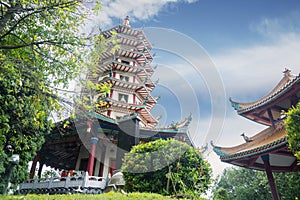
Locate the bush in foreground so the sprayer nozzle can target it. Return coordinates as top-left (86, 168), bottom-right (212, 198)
top-left (122, 139), bottom-right (212, 198)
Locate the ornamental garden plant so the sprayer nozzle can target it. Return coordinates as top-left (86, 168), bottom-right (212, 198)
top-left (121, 139), bottom-right (212, 198)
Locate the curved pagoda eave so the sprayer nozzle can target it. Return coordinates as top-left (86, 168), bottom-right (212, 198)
top-left (99, 48), bottom-right (152, 63)
top-left (230, 70), bottom-right (300, 125)
top-left (212, 122), bottom-right (299, 172)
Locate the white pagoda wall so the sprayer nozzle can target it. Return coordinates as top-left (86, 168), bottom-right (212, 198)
top-left (114, 72), bottom-right (135, 83)
top-left (111, 90), bottom-right (134, 104)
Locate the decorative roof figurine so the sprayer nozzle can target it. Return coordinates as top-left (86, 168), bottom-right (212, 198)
top-left (240, 132), bottom-right (252, 143)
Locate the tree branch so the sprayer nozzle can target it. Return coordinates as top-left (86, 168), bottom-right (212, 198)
top-left (0, 3), bottom-right (20, 33)
top-left (0, 1), bottom-right (80, 40)
top-left (0, 9), bottom-right (43, 40)
top-left (0, 40), bottom-right (78, 49)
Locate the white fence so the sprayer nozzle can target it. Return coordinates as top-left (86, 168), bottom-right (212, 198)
top-left (18, 172), bottom-right (107, 194)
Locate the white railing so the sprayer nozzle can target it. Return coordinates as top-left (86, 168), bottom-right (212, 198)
top-left (19, 172), bottom-right (107, 194)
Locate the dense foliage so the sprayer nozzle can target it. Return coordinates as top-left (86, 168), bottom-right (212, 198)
top-left (213, 188), bottom-right (230, 200)
top-left (213, 167), bottom-right (300, 200)
top-left (285, 102), bottom-right (300, 161)
top-left (0, 0), bottom-right (99, 193)
top-left (122, 139), bottom-right (212, 198)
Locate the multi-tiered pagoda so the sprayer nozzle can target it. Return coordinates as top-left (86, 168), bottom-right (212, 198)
top-left (212, 69), bottom-right (300, 200)
top-left (95, 16), bottom-right (158, 128)
top-left (28, 17), bottom-right (193, 182)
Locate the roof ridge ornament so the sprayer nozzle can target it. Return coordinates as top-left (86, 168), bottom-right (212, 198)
top-left (241, 132), bottom-right (253, 143)
top-left (283, 68), bottom-right (291, 77)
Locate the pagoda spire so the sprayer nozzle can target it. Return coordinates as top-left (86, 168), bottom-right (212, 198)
top-left (124, 16), bottom-right (130, 27)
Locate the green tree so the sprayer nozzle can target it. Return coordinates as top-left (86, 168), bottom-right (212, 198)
top-left (213, 188), bottom-right (230, 200)
top-left (0, 0), bottom-right (100, 193)
top-left (285, 102), bottom-right (300, 161)
top-left (213, 167), bottom-right (300, 200)
top-left (122, 139), bottom-right (212, 199)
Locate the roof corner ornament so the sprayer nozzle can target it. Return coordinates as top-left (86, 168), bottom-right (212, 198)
top-left (170, 121), bottom-right (179, 130)
top-left (229, 97), bottom-right (241, 111)
top-left (124, 16), bottom-right (130, 27)
top-left (186, 113), bottom-right (192, 126)
top-left (198, 143), bottom-right (208, 154)
top-left (154, 95), bottom-right (160, 101)
top-left (210, 141), bottom-right (228, 157)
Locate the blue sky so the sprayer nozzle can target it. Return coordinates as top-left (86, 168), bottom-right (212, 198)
top-left (84, 0), bottom-right (300, 175)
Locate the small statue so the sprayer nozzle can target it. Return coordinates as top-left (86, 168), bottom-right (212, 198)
top-left (241, 132), bottom-right (253, 143)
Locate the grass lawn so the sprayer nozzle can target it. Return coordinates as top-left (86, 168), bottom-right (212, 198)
top-left (0, 191), bottom-right (177, 200)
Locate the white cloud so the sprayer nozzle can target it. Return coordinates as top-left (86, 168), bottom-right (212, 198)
top-left (213, 33), bottom-right (300, 101)
top-left (215, 12), bottom-right (300, 102)
top-left (250, 11), bottom-right (300, 38)
top-left (89, 0), bottom-right (197, 28)
top-left (203, 16), bottom-right (300, 175)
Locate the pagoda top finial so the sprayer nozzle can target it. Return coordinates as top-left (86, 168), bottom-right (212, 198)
top-left (124, 16), bottom-right (130, 27)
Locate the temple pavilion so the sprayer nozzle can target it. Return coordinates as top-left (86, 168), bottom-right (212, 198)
top-left (29, 17), bottom-right (193, 180)
top-left (212, 69), bottom-right (300, 200)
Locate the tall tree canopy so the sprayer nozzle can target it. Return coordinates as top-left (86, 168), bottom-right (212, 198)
top-left (213, 167), bottom-right (300, 200)
top-left (0, 0), bottom-right (99, 192)
top-left (285, 102), bottom-right (300, 161)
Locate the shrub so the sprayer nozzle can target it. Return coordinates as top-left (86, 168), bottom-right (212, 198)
top-left (285, 102), bottom-right (300, 160)
top-left (121, 139), bottom-right (212, 198)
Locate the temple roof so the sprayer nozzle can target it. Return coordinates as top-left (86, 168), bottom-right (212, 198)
top-left (38, 112), bottom-right (194, 170)
top-left (212, 121), bottom-right (299, 171)
top-left (230, 69), bottom-right (300, 125)
top-left (101, 24), bottom-right (152, 52)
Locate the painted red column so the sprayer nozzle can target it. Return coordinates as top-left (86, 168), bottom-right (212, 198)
top-left (110, 89), bottom-right (114, 98)
top-left (261, 154), bottom-right (280, 200)
top-left (29, 154), bottom-right (40, 179)
top-left (87, 137), bottom-right (99, 176)
top-left (107, 110), bottom-right (111, 117)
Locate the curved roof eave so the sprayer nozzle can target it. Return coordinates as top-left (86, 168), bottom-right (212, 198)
top-left (229, 70), bottom-right (300, 114)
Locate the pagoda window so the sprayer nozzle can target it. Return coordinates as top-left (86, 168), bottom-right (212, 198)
top-left (121, 60), bottom-right (130, 65)
top-left (119, 94), bottom-right (128, 103)
top-left (120, 75), bottom-right (129, 82)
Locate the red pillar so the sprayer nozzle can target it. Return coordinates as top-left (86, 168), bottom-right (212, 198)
top-left (262, 155), bottom-right (280, 200)
top-left (29, 154), bottom-right (40, 179)
top-left (107, 110), bottom-right (111, 117)
top-left (110, 89), bottom-right (113, 98)
top-left (87, 137), bottom-right (98, 176)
